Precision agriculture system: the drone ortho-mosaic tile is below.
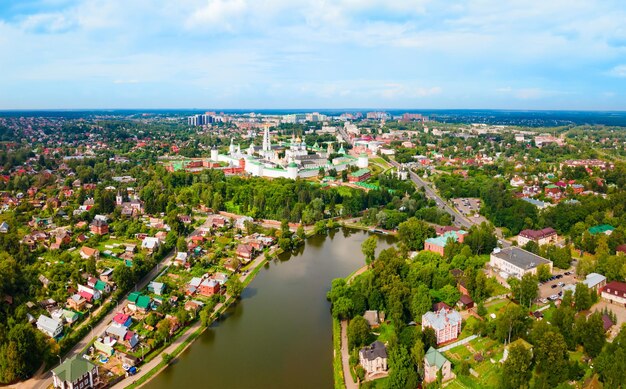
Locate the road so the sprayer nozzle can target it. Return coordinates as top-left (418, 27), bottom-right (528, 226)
top-left (18, 219), bottom-right (214, 389)
top-left (388, 160), bottom-right (473, 230)
top-left (388, 159), bottom-right (510, 246)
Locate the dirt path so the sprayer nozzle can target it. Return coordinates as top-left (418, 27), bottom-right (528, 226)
top-left (341, 320), bottom-right (358, 389)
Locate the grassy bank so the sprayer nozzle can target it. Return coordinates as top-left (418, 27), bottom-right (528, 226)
top-left (333, 317), bottom-right (346, 389)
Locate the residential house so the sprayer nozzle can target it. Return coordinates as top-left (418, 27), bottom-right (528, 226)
top-left (90, 219), bottom-right (109, 235)
top-left (510, 176), bottom-right (525, 187)
top-left (489, 247), bottom-right (553, 279)
top-left (37, 314), bottom-right (63, 338)
top-left (148, 281), bottom-right (166, 296)
top-left (77, 284), bottom-right (101, 301)
top-left (458, 294), bottom-right (474, 309)
top-left (66, 294), bottom-right (86, 311)
top-left (424, 347), bottom-right (454, 383)
top-left (112, 313), bottom-right (132, 327)
top-left (422, 308), bottom-right (462, 345)
top-left (186, 277), bottom-right (202, 296)
top-left (363, 310), bottom-right (383, 328)
top-left (199, 279), bottom-right (220, 297)
top-left (0, 221), bottom-right (9, 233)
top-left (105, 324), bottom-right (128, 341)
top-left (127, 292), bottom-right (151, 313)
top-left (359, 341), bottom-right (388, 376)
top-left (184, 300), bottom-right (204, 313)
top-left (517, 227), bottom-right (558, 247)
top-left (424, 230), bottom-right (467, 256)
top-left (174, 252), bottom-right (188, 267)
top-left (52, 356), bottom-right (98, 389)
top-left (209, 272), bottom-right (228, 286)
top-left (601, 281), bottom-right (626, 306)
top-left (80, 246), bottom-right (99, 260)
top-left (236, 244), bottom-right (254, 262)
top-left (141, 237), bottom-right (161, 252)
top-left (99, 268), bottom-right (114, 283)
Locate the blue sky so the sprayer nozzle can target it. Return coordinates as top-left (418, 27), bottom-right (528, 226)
top-left (1, 0), bottom-right (626, 110)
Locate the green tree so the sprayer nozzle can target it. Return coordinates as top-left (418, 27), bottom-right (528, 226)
top-left (176, 236), bottom-right (187, 252)
top-left (226, 277), bottom-right (244, 298)
top-left (509, 273), bottom-right (538, 308)
top-left (347, 316), bottom-right (370, 349)
top-left (361, 236), bottom-right (377, 265)
top-left (574, 282), bottom-right (592, 311)
top-left (438, 284), bottom-right (460, 306)
top-left (495, 304), bottom-right (529, 344)
top-left (534, 331), bottom-right (569, 387)
top-left (411, 337), bottom-right (425, 377)
top-left (501, 342), bottom-right (533, 389)
top-left (387, 346), bottom-right (419, 389)
top-left (410, 284), bottom-right (433, 319)
top-left (332, 297), bottom-right (354, 319)
top-left (114, 264), bottom-right (134, 291)
top-left (397, 217), bottom-right (435, 251)
top-left (536, 264), bottom-right (551, 282)
top-left (596, 325), bottom-right (626, 387)
top-left (576, 312), bottom-right (606, 358)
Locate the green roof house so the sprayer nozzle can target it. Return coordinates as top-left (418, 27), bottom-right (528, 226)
top-left (136, 295), bottom-right (151, 312)
top-left (589, 224), bottom-right (615, 235)
top-left (127, 292), bottom-right (140, 304)
top-left (52, 356), bottom-right (98, 389)
top-left (424, 347), bottom-right (454, 383)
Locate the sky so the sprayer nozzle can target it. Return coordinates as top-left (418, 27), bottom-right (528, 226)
top-left (1, 0), bottom-right (626, 110)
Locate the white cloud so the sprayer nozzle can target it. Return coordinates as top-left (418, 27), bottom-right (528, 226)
top-left (608, 65), bottom-right (626, 78)
top-left (21, 12), bottom-right (76, 33)
top-left (186, 0), bottom-right (248, 31)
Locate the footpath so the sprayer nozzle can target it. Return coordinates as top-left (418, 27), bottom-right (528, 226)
top-left (340, 320), bottom-right (359, 389)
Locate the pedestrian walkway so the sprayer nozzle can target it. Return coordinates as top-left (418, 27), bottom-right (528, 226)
top-left (340, 320), bottom-right (358, 389)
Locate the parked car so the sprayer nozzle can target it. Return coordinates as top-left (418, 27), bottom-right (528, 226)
top-left (551, 284), bottom-right (558, 289)
top-left (549, 294), bottom-right (559, 301)
top-left (556, 274), bottom-right (563, 279)
top-left (557, 282), bottom-right (565, 287)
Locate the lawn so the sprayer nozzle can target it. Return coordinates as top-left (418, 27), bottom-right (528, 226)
top-left (484, 298), bottom-right (513, 318)
top-left (444, 337), bottom-right (504, 388)
top-left (374, 322), bottom-right (395, 343)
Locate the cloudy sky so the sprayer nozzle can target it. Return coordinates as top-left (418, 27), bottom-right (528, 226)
top-left (1, 0), bottom-right (626, 109)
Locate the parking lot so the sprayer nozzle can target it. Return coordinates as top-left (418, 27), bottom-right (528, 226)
top-left (452, 198), bottom-right (482, 217)
top-left (537, 271), bottom-right (579, 301)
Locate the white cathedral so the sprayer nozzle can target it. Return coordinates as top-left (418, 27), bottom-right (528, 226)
top-left (211, 127), bottom-right (367, 180)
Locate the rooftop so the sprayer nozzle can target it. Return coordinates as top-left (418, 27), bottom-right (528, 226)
top-left (491, 247), bottom-right (552, 270)
top-left (360, 341), bottom-right (387, 361)
top-left (422, 308), bottom-right (462, 330)
top-left (53, 356), bottom-right (95, 383)
top-left (425, 347), bottom-right (449, 369)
